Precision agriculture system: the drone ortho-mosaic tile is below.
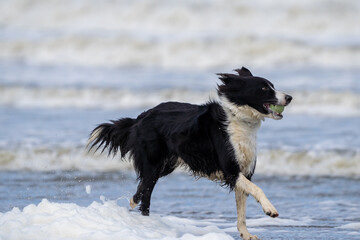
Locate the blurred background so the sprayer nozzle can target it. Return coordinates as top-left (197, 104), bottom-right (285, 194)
top-left (0, 0), bottom-right (360, 239)
top-left (0, 0), bottom-right (359, 174)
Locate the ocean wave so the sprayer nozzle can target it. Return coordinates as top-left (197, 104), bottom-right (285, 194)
top-left (1, 146), bottom-right (359, 178)
top-left (0, 146), bottom-right (133, 172)
top-left (0, 86), bottom-right (208, 109)
top-left (257, 149), bottom-right (360, 178)
top-left (338, 222), bottom-right (360, 230)
top-left (1, 0), bottom-right (359, 69)
top-left (286, 91), bottom-right (360, 117)
top-left (1, 86), bottom-right (359, 116)
top-left (1, 34), bottom-right (359, 70)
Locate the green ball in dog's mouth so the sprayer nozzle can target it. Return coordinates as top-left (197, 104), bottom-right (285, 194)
top-left (269, 104), bottom-right (284, 114)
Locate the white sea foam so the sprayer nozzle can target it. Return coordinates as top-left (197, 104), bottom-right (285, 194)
top-left (1, 86), bottom-right (359, 117)
top-left (0, 147), bottom-right (133, 172)
top-left (0, 198), bottom-right (233, 240)
top-left (85, 185), bottom-right (91, 194)
top-left (0, 86), bottom-right (211, 110)
top-left (0, 0), bottom-right (359, 69)
top-left (257, 150), bottom-right (360, 178)
top-left (0, 147), bottom-right (359, 178)
top-left (287, 91), bottom-right (360, 117)
top-left (338, 222), bottom-right (360, 230)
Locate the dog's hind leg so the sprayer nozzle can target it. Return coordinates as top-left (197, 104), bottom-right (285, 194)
top-left (130, 150), bottom-right (162, 216)
top-left (130, 174), bottom-right (159, 216)
top-left (138, 176), bottom-right (158, 216)
top-left (129, 136), bottom-right (169, 215)
top-left (236, 174), bottom-right (279, 218)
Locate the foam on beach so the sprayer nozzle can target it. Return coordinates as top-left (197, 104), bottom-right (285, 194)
top-left (0, 198), bottom-right (233, 240)
top-left (0, 197), bottom-right (317, 240)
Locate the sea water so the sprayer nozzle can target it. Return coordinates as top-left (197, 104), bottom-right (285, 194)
top-left (1, 171), bottom-right (360, 239)
top-left (1, 0), bottom-right (360, 239)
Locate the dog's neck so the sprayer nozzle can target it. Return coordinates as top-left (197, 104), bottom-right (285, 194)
top-left (219, 96), bottom-right (264, 128)
top-left (219, 96), bottom-right (261, 179)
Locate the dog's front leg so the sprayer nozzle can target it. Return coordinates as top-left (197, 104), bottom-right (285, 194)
top-left (236, 173), bottom-right (279, 219)
top-left (235, 188), bottom-right (259, 240)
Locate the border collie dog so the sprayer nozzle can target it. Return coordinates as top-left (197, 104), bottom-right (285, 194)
top-left (88, 67), bottom-right (292, 240)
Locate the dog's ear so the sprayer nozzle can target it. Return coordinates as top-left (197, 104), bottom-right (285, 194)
top-left (234, 67), bottom-right (253, 77)
top-left (217, 73), bottom-right (245, 96)
top-left (217, 73), bottom-right (241, 85)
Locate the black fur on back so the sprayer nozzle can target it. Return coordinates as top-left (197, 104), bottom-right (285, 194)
top-left (88, 101), bottom-right (240, 190)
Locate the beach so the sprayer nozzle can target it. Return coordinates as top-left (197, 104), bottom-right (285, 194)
top-left (1, 0), bottom-right (360, 239)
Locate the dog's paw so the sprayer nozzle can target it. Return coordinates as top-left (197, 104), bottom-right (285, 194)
top-left (240, 232), bottom-right (260, 240)
top-left (130, 197), bottom-right (138, 209)
top-left (262, 200), bottom-right (279, 218)
top-left (238, 225), bottom-right (260, 240)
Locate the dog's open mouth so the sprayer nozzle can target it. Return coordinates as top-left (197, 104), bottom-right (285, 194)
top-left (263, 103), bottom-right (284, 120)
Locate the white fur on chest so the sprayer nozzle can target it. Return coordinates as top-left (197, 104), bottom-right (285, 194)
top-left (221, 99), bottom-right (263, 177)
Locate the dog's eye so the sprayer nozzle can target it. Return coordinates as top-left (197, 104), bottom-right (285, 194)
top-left (262, 87), bottom-right (269, 91)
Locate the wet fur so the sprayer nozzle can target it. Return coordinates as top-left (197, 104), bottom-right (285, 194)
top-left (88, 67), bottom-right (292, 239)
top-left (89, 101), bottom-right (239, 214)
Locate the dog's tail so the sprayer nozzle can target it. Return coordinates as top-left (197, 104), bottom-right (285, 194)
top-left (87, 118), bottom-right (136, 158)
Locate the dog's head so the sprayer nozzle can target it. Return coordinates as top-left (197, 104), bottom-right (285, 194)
top-left (217, 67), bottom-right (292, 120)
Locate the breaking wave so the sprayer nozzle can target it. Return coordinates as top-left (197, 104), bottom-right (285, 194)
top-left (1, 0), bottom-right (359, 69)
top-left (0, 146), bottom-right (359, 178)
top-left (1, 86), bottom-right (359, 117)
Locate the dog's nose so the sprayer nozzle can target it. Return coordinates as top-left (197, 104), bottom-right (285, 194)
top-left (285, 95), bottom-right (292, 105)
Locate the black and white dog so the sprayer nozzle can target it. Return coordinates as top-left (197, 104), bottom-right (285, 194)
top-left (88, 67), bottom-right (292, 240)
